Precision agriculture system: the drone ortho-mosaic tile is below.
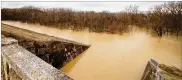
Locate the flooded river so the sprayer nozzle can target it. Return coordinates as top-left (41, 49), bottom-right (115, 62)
top-left (2, 21), bottom-right (181, 80)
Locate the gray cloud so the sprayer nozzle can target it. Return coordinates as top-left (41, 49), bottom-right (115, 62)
top-left (2, 2), bottom-right (27, 8)
top-left (78, 2), bottom-right (106, 7)
top-left (1, 2), bottom-right (165, 12)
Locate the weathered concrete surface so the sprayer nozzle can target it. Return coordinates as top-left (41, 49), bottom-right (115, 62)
top-left (159, 64), bottom-right (182, 80)
top-left (1, 23), bottom-right (89, 45)
top-left (1, 37), bottom-right (73, 80)
top-left (2, 34), bottom-right (6, 38)
top-left (2, 23), bottom-right (90, 68)
top-left (1, 37), bottom-right (18, 46)
top-left (142, 59), bottom-right (182, 80)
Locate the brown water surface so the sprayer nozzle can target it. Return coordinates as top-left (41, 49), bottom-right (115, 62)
top-left (2, 21), bottom-right (181, 80)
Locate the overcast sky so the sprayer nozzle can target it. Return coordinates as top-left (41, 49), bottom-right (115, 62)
top-left (2, 1), bottom-right (166, 12)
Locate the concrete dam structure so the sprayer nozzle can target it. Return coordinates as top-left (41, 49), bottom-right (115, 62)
top-left (2, 23), bottom-right (181, 80)
top-left (1, 23), bottom-right (90, 80)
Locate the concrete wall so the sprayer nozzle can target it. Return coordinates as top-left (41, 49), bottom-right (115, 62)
top-left (2, 23), bottom-right (90, 68)
top-left (1, 37), bottom-right (73, 80)
top-left (141, 59), bottom-right (168, 80)
top-left (17, 38), bottom-right (89, 68)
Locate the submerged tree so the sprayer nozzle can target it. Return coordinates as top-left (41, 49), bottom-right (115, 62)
top-left (1, 2), bottom-right (182, 36)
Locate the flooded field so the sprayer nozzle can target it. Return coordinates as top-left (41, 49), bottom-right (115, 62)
top-left (2, 21), bottom-right (181, 80)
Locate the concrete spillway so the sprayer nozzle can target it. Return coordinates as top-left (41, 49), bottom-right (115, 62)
top-left (1, 23), bottom-right (90, 80)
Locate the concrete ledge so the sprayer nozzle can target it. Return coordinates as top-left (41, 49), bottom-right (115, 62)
top-left (2, 23), bottom-right (90, 47)
top-left (2, 23), bottom-right (90, 69)
top-left (1, 37), bottom-right (18, 46)
top-left (1, 38), bottom-right (73, 80)
top-left (141, 59), bottom-right (168, 80)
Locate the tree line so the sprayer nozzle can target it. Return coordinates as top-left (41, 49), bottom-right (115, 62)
top-left (1, 1), bottom-right (182, 36)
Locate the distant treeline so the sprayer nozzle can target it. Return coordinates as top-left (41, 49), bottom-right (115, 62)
top-left (1, 2), bottom-right (182, 36)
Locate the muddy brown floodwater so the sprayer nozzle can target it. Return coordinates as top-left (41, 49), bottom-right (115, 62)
top-left (2, 21), bottom-right (181, 80)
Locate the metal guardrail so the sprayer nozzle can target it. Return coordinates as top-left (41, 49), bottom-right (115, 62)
top-left (141, 59), bottom-right (168, 80)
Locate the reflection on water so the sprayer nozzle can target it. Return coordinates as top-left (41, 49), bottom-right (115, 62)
top-left (2, 21), bottom-right (181, 80)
